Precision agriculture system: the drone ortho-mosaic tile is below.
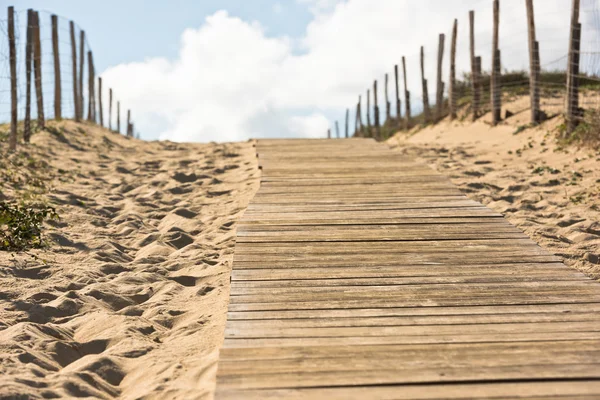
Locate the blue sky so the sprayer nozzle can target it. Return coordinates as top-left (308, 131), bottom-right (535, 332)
top-left (11, 0), bottom-right (314, 73)
top-left (2, 0), bottom-right (578, 142)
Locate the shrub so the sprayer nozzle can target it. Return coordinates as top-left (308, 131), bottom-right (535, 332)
top-left (0, 202), bottom-right (58, 251)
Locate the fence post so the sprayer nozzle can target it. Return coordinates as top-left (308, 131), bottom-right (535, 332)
top-left (335, 120), bottom-right (340, 138)
top-left (526, 0), bottom-right (540, 123)
top-left (98, 77), bottom-right (104, 126)
top-left (385, 73), bottom-right (391, 123)
top-left (373, 80), bottom-right (380, 140)
top-left (52, 14), bottom-right (61, 120)
top-left (109, 88), bottom-right (113, 130)
top-left (394, 64), bottom-right (401, 122)
top-left (8, 6), bottom-right (17, 151)
top-left (33, 11), bottom-right (45, 129)
top-left (24, 9), bottom-right (33, 141)
top-left (117, 101), bottom-right (121, 133)
top-left (420, 46), bottom-right (430, 124)
top-left (469, 10), bottom-right (480, 121)
top-left (87, 51), bottom-right (95, 122)
top-left (436, 33), bottom-right (445, 122)
top-left (127, 110), bottom-right (132, 137)
top-left (345, 108), bottom-right (349, 138)
top-left (327, 128), bottom-right (331, 139)
top-left (475, 55), bottom-right (482, 114)
top-left (449, 19), bottom-right (458, 120)
top-left (566, 0), bottom-right (581, 134)
top-left (366, 89), bottom-right (371, 133)
top-left (491, 0), bottom-right (501, 125)
top-left (356, 95), bottom-right (363, 134)
top-left (79, 30), bottom-right (85, 120)
top-left (70, 21), bottom-right (79, 121)
top-left (402, 56), bottom-right (411, 130)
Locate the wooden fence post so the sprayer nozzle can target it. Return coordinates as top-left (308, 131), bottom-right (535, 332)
top-left (449, 19), bottom-right (458, 120)
top-left (566, 0), bottom-right (581, 134)
top-left (356, 95), bottom-right (363, 134)
top-left (469, 10), bottom-right (480, 121)
top-left (24, 9), bottom-right (33, 141)
top-left (98, 77), bottom-right (104, 126)
top-left (335, 120), bottom-right (340, 138)
top-left (491, 0), bottom-right (501, 125)
top-left (526, 0), bottom-right (541, 123)
top-left (436, 33), bottom-right (445, 122)
top-left (127, 110), bottom-right (132, 137)
top-left (476, 55), bottom-right (482, 112)
top-left (385, 73), bottom-right (391, 123)
top-left (52, 14), bottom-right (61, 120)
top-left (394, 64), bottom-right (401, 121)
top-left (345, 108), bottom-right (349, 138)
top-left (420, 46), bottom-right (431, 124)
top-left (33, 11), bottom-right (45, 129)
top-left (87, 51), bottom-right (95, 122)
top-left (402, 56), bottom-right (411, 130)
top-left (117, 101), bottom-right (121, 133)
top-left (109, 88), bottom-right (113, 131)
top-left (366, 89), bottom-right (371, 132)
top-left (8, 6), bottom-right (17, 151)
top-left (327, 128), bottom-right (331, 139)
top-left (373, 80), bottom-right (380, 140)
top-left (79, 30), bottom-right (85, 120)
top-left (70, 21), bottom-right (79, 121)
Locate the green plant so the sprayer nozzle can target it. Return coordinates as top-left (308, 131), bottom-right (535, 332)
top-left (0, 202), bottom-right (58, 251)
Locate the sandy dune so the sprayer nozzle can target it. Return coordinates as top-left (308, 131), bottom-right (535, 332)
top-left (388, 97), bottom-right (600, 279)
top-left (0, 121), bottom-right (259, 399)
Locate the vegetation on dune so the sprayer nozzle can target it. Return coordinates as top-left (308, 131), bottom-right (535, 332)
top-left (0, 201), bottom-right (58, 250)
top-left (356, 69), bottom-right (600, 146)
top-left (1, 123), bottom-right (61, 251)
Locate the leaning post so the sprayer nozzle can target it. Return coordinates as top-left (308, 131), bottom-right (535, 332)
top-left (8, 6), bottom-right (17, 151)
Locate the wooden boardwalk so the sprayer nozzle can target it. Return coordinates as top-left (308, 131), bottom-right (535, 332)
top-left (215, 138), bottom-right (600, 399)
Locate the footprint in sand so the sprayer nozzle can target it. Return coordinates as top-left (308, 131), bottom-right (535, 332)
top-left (172, 172), bottom-right (199, 183)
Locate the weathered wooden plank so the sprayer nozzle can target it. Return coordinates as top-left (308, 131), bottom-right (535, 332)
top-left (232, 254), bottom-right (562, 266)
top-left (227, 295), bottom-right (600, 312)
top-left (224, 313), bottom-right (600, 330)
top-left (216, 364), bottom-right (600, 390)
top-left (222, 330), bottom-right (600, 349)
top-left (216, 380), bottom-right (600, 400)
top-left (226, 302), bottom-right (600, 320)
top-left (231, 263), bottom-right (586, 285)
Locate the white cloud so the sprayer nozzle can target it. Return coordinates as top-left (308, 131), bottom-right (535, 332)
top-left (100, 0), bottom-right (574, 142)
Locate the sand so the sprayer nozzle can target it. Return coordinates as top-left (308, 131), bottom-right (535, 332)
top-left (388, 96), bottom-right (600, 280)
top-left (0, 121), bottom-right (259, 399)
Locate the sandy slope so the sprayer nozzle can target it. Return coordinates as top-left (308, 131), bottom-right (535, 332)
top-left (0, 121), bottom-right (259, 399)
top-left (388, 98), bottom-right (600, 279)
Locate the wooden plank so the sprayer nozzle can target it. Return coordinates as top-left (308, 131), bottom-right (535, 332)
top-left (231, 263), bottom-right (586, 281)
top-left (227, 295), bottom-right (600, 312)
top-left (230, 275), bottom-right (591, 288)
top-left (216, 380), bottom-right (600, 400)
top-left (222, 331), bottom-right (600, 349)
top-left (227, 302), bottom-right (600, 320)
top-left (216, 364), bottom-right (600, 390)
top-left (223, 313), bottom-right (600, 329)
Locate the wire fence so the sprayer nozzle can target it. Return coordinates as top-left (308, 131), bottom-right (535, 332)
top-left (0, 6), bottom-right (135, 151)
top-left (334, 0), bottom-right (600, 141)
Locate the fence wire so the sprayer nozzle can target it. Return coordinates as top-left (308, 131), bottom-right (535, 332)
top-left (349, 0), bottom-right (600, 139)
top-left (0, 8), bottom-right (128, 139)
